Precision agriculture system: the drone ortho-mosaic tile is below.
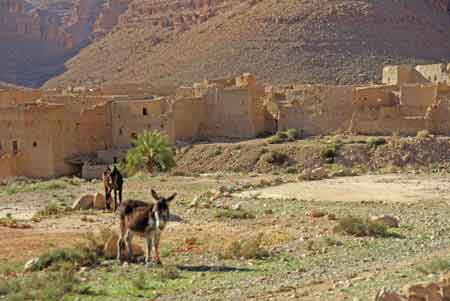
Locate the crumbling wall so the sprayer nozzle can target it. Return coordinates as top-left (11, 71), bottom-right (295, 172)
top-left (278, 85), bottom-right (354, 135)
top-left (415, 63), bottom-right (450, 84)
top-left (382, 65), bottom-right (414, 85)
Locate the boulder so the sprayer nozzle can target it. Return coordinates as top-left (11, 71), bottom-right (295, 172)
top-left (369, 215), bottom-right (400, 228)
top-left (374, 289), bottom-right (405, 301)
top-left (104, 233), bottom-right (144, 259)
top-left (24, 257), bottom-right (40, 272)
top-left (308, 210), bottom-right (326, 218)
top-left (93, 193), bottom-right (106, 210)
top-left (298, 167), bottom-right (328, 181)
top-left (404, 283), bottom-right (442, 301)
top-left (72, 194), bottom-right (94, 210)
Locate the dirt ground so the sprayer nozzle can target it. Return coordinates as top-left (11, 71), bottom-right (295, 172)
top-left (1, 172), bottom-right (450, 300)
top-left (237, 174), bottom-right (450, 203)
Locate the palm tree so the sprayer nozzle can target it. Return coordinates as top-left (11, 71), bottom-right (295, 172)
top-left (124, 130), bottom-right (175, 174)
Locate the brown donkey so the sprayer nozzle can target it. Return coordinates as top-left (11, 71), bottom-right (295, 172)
top-left (102, 166), bottom-right (124, 211)
top-left (117, 189), bottom-right (176, 265)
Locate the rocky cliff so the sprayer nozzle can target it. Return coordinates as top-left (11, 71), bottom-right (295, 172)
top-left (2, 0), bottom-right (450, 88)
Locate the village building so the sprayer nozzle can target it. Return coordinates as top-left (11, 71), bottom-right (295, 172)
top-left (1, 64), bottom-right (450, 180)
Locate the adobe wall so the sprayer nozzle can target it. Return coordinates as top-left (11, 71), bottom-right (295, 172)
top-left (277, 85), bottom-right (354, 135)
top-left (415, 63), bottom-right (450, 84)
top-left (400, 84), bottom-right (438, 115)
top-left (0, 102), bottom-right (111, 178)
top-left (0, 154), bottom-right (18, 180)
top-left (382, 65), bottom-right (414, 86)
top-left (110, 98), bottom-right (173, 148)
top-left (172, 97), bottom-right (205, 141)
top-left (0, 89), bottom-right (42, 108)
top-left (353, 85), bottom-right (398, 108)
top-left (203, 87), bottom-right (257, 139)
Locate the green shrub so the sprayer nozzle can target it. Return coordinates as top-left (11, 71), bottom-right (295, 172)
top-left (321, 143), bottom-right (340, 163)
top-left (157, 265), bottom-right (181, 280)
top-left (367, 137), bottom-right (387, 148)
top-left (124, 130), bottom-right (175, 175)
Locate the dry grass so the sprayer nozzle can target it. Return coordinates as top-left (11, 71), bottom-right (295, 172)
top-left (221, 233), bottom-right (269, 260)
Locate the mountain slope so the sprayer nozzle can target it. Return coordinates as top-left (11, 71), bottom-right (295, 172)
top-left (42, 0), bottom-right (450, 89)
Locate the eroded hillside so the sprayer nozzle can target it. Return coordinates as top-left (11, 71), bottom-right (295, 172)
top-left (44, 0), bottom-right (450, 89)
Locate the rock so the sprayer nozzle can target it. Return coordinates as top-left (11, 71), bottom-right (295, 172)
top-left (298, 167), bottom-right (328, 181)
top-left (374, 289), bottom-right (405, 301)
top-left (104, 233), bottom-right (144, 259)
top-left (231, 203), bottom-right (242, 211)
top-left (93, 193), bottom-right (106, 210)
top-left (403, 282), bottom-right (442, 300)
top-left (308, 210), bottom-right (326, 218)
top-left (24, 257), bottom-right (40, 272)
top-left (71, 194), bottom-right (94, 210)
top-left (327, 213), bottom-right (337, 220)
top-left (330, 168), bottom-right (356, 178)
top-left (369, 215), bottom-right (400, 228)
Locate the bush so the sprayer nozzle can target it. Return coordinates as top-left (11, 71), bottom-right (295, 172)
top-left (221, 233), bottom-right (269, 260)
top-left (262, 151), bottom-right (289, 165)
top-left (416, 130), bottom-right (431, 139)
top-left (367, 137), bottom-right (387, 148)
top-left (333, 216), bottom-right (389, 237)
top-left (124, 130), bottom-right (175, 175)
top-left (33, 201), bottom-right (71, 220)
top-left (321, 143), bottom-right (340, 163)
top-left (215, 208), bottom-right (255, 220)
top-left (268, 129), bottom-right (302, 144)
top-left (157, 265), bottom-right (181, 280)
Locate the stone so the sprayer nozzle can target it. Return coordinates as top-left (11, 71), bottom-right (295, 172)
top-left (24, 257), bottom-right (40, 272)
top-left (308, 210), bottom-right (326, 218)
top-left (327, 213), bottom-right (337, 220)
top-left (72, 194), bottom-right (94, 210)
top-left (330, 168), bottom-right (356, 178)
top-left (93, 192), bottom-right (106, 210)
top-left (374, 289), bottom-right (405, 301)
top-left (298, 167), bottom-right (328, 181)
top-left (231, 203), bottom-right (242, 211)
top-left (369, 215), bottom-right (400, 228)
top-left (104, 233), bottom-right (144, 259)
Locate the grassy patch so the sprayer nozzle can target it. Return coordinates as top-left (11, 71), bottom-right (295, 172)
top-left (32, 201), bottom-right (72, 221)
top-left (2, 178), bottom-right (80, 195)
top-left (333, 216), bottom-right (392, 237)
top-left (157, 265), bottom-right (181, 280)
top-left (215, 208), bottom-right (255, 220)
top-left (268, 129), bottom-right (302, 144)
top-left (416, 258), bottom-right (450, 275)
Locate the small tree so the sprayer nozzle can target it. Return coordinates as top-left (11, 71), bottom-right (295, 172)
top-left (124, 130), bottom-right (175, 174)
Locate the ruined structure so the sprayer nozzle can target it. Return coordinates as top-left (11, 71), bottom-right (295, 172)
top-left (2, 63), bottom-right (450, 180)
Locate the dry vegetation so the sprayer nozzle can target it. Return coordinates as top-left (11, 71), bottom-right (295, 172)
top-left (1, 136), bottom-right (450, 300)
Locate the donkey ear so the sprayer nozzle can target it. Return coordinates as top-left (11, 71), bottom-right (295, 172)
top-left (151, 189), bottom-right (160, 200)
top-left (166, 193), bottom-right (177, 203)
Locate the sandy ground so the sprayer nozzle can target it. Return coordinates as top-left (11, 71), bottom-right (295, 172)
top-left (236, 174), bottom-right (450, 203)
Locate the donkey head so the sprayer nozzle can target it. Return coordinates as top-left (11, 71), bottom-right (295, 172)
top-left (151, 189), bottom-right (176, 227)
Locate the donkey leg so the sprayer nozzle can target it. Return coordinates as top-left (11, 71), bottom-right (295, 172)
top-left (118, 187), bottom-right (123, 207)
top-left (113, 189), bottom-right (118, 212)
top-left (153, 231), bottom-right (162, 265)
top-left (117, 234), bottom-right (124, 262)
top-left (145, 234), bottom-right (153, 265)
top-left (125, 231), bottom-right (134, 262)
